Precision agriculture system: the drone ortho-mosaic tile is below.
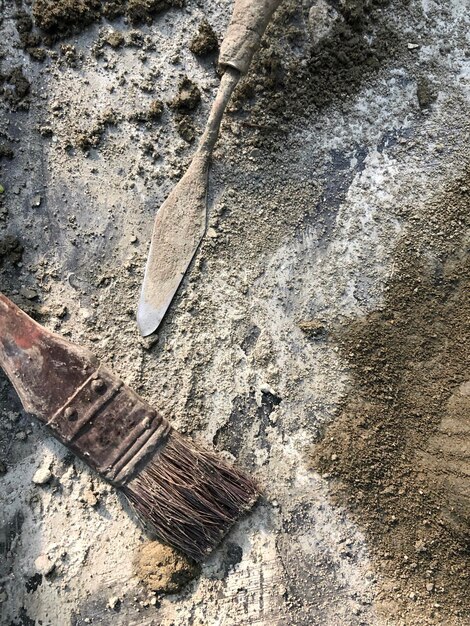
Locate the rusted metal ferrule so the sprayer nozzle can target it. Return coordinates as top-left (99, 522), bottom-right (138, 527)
top-left (47, 365), bottom-right (171, 486)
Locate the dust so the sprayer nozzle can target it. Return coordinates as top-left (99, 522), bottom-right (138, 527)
top-left (32, 0), bottom-right (184, 36)
top-left (230, 0), bottom-right (408, 137)
top-left (311, 167), bottom-right (470, 623)
top-left (134, 541), bottom-right (200, 594)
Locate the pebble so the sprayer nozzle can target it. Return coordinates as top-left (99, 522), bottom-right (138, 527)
top-left (108, 596), bottom-right (121, 610)
top-left (32, 465), bottom-right (52, 485)
top-left (426, 582), bottom-right (435, 592)
top-left (34, 554), bottom-right (55, 576)
top-left (20, 287), bottom-right (39, 300)
top-left (82, 489), bottom-right (98, 507)
top-left (15, 431), bottom-right (27, 441)
top-left (32, 194), bottom-right (42, 207)
top-left (0, 589), bottom-right (7, 603)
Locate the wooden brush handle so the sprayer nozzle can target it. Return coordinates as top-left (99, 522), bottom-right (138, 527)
top-left (0, 293), bottom-right (170, 485)
top-left (219, 0), bottom-right (283, 74)
top-left (0, 293), bottom-right (96, 417)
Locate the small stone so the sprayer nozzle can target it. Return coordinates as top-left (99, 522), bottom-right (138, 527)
top-left (207, 227), bottom-right (218, 239)
top-left (82, 489), bottom-right (98, 507)
top-left (414, 539), bottom-right (427, 553)
top-left (15, 430), bottom-right (27, 441)
top-left (140, 334), bottom-right (159, 351)
top-left (298, 319), bottom-right (327, 338)
top-left (308, 0), bottom-right (340, 44)
top-left (32, 194), bottom-right (42, 207)
top-left (32, 465), bottom-right (52, 485)
top-left (105, 31), bottom-right (125, 48)
top-left (108, 596), bottom-right (121, 610)
top-left (426, 582), bottom-right (435, 592)
top-left (20, 287), bottom-right (39, 300)
top-left (407, 42), bottom-right (420, 50)
top-left (0, 589), bottom-right (7, 603)
top-left (416, 78), bottom-right (436, 110)
top-left (34, 554), bottom-right (55, 576)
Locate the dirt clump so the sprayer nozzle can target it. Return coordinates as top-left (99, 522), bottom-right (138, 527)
top-left (298, 319), bottom-right (327, 339)
top-left (174, 115), bottom-right (195, 143)
top-left (169, 77), bottom-right (201, 141)
top-left (310, 168), bottom-right (470, 623)
top-left (75, 108), bottom-right (119, 151)
top-left (125, 0), bottom-right (184, 25)
top-left (128, 99), bottom-right (164, 123)
top-left (416, 77), bottom-right (437, 110)
top-left (0, 67), bottom-right (31, 109)
top-left (189, 19), bottom-right (218, 57)
top-left (33, 0), bottom-right (101, 35)
top-left (32, 0), bottom-right (184, 37)
top-left (170, 77), bottom-right (201, 113)
top-left (103, 29), bottom-right (126, 48)
top-left (0, 143), bottom-right (14, 160)
top-left (59, 44), bottom-right (82, 68)
top-left (135, 541), bottom-right (200, 594)
top-left (14, 8), bottom-right (46, 60)
top-left (0, 235), bottom-right (24, 266)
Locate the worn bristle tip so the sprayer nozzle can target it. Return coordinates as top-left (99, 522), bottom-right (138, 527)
top-left (123, 431), bottom-right (259, 561)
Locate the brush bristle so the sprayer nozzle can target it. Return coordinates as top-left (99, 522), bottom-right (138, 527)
top-left (123, 431), bottom-right (259, 561)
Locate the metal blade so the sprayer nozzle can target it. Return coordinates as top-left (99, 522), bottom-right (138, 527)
top-left (136, 69), bottom-right (240, 337)
top-left (137, 152), bottom-right (208, 337)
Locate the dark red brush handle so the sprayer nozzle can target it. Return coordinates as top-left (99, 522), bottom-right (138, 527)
top-left (0, 293), bottom-right (97, 418)
top-left (0, 293), bottom-right (169, 485)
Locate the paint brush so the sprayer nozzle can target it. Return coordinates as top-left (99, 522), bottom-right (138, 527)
top-left (0, 293), bottom-right (258, 560)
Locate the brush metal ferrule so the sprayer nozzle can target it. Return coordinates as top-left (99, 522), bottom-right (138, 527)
top-left (0, 294), bottom-right (171, 486)
top-left (47, 365), bottom-right (172, 486)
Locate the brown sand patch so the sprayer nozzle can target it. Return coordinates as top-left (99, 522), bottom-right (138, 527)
top-left (310, 167), bottom-right (470, 623)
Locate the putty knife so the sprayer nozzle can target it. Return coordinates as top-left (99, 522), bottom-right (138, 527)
top-left (137, 0), bottom-right (283, 337)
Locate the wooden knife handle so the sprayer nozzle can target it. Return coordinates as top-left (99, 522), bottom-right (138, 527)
top-left (219, 0), bottom-right (283, 74)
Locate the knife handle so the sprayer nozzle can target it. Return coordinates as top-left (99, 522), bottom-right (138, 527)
top-left (219, 0), bottom-right (283, 75)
